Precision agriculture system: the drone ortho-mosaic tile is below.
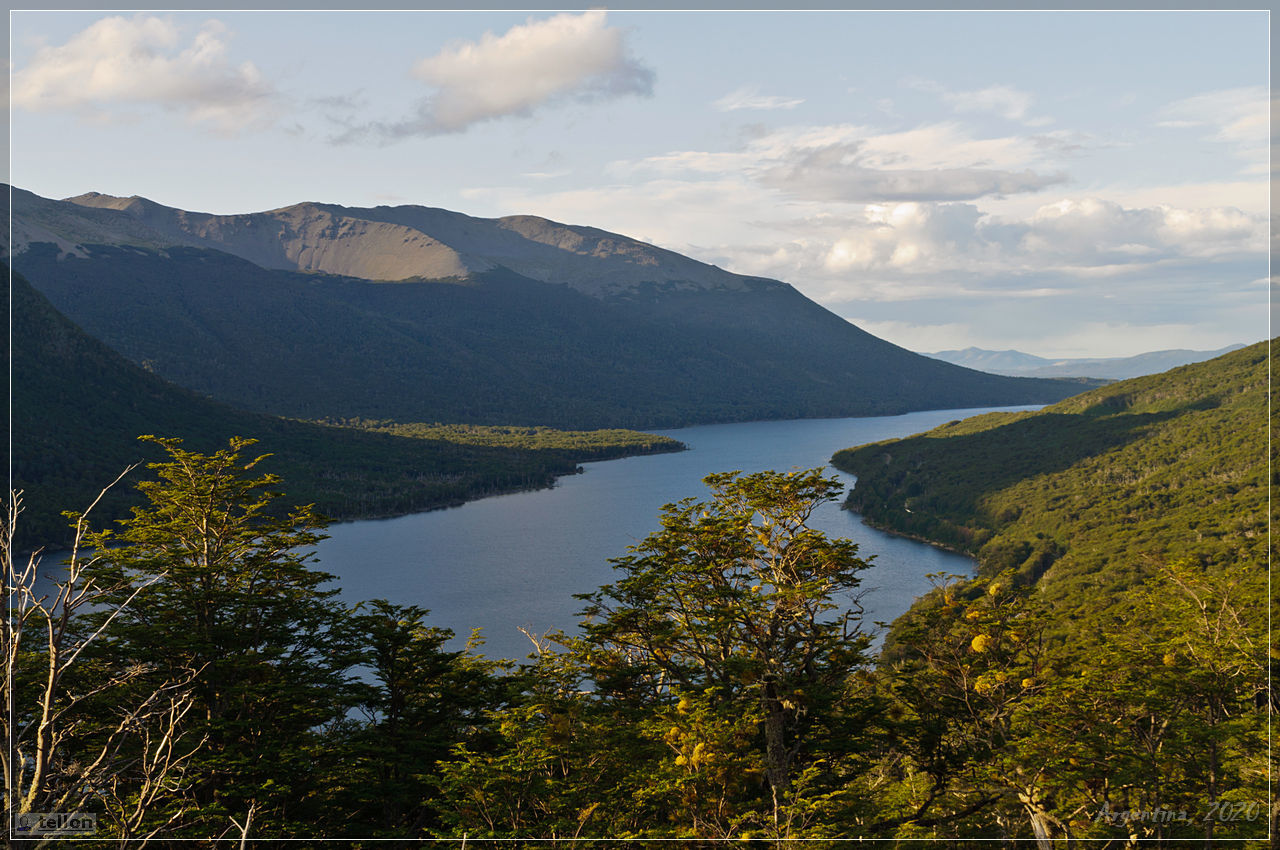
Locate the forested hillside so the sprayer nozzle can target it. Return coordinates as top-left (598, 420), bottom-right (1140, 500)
top-left (832, 340), bottom-right (1266, 623)
top-left (12, 186), bottom-right (1093, 429)
top-left (822, 340), bottom-right (1268, 841)
top-left (9, 270), bottom-right (680, 549)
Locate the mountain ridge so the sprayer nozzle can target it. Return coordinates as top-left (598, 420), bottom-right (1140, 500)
top-left (28, 187), bottom-right (762, 297)
top-left (10, 186), bottom-right (1095, 430)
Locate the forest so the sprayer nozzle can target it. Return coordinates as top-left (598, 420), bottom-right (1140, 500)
top-left (16, 241), bottom-right (1086, 431)
top-left (9, 269), bottom-right (683, 550)
top-left (8, 402), bottom-right (1269, 845)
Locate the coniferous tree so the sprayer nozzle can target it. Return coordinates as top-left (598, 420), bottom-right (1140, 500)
top-left (84, 436), bottom-right (360, 836)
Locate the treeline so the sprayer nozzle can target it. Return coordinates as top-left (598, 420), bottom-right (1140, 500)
top-left (329, 419), bottom-right (683, 462)
top-left (8, 439), bottom-right (1267, 845)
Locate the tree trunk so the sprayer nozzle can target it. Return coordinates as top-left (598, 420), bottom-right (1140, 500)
top-left (760, 680), bottom-right (791, 834)
top-left (1017, 790), bottom-right (1056, 850)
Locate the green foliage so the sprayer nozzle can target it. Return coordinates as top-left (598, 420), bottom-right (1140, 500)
top-left (12, 334), bottom-right (1265, 841)
top-left (830, 341), bottom-right (1269, 842)
top-left (330, 419), bottom-right (683, 462)
top-left (20, 435), bottom-right (520, 841)
top-left (81, 436), bottom-right (359, 836)
top-left (433, 470), bottom-right (881, 840)
top-left (15, 427), bottom-right (1268, 841)
top-left (833, 341), bottom-right (1267, 626)
top-left (308, 601), bottom-right (513, 838)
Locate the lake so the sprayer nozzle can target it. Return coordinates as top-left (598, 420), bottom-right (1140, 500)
top-left (312, 406), bottom-right (1036, 661)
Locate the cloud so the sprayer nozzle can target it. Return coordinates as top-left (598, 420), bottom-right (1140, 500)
top-left (691, 196), bottom-right (1264, 301)
top-left (944, 85), bottom-right (1047, 125)
top-left (1157, 85), bottom-right (1268, 173)
top-left (343, 10), bottom-right (652, 142)
top-left (756, 143), bottom-right (1066, 202)
top-left (713, 86), bottom-right (804, 112)
top-left (906, 78), bottom-right (1051, 126)
top-left (463, 107), bottom-right (1262, 314)
top-left (1158, 86), bottom-right (1267, 142)
top-left (1013, 198), bottom-right (1262, 263)
top-left (12, 15), bottom-right (275, 133)
top-left (628, 122), bottom-right (1069, 202)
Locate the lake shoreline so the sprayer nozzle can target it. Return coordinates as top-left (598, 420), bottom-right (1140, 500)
top-left (311, 408), bottom-right (1008, 661)
top-left (842, 508), bottom-right (976, 562)
top-left (317, 440), bottom-right (687, 529)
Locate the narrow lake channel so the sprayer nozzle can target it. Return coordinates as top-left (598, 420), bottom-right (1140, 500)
top-left (313, 406), bottom-right (1037, 661)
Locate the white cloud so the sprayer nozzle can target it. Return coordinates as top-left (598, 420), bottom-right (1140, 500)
top-left (12, 15), bottom-right (275, 133)
top-left (943, 84), bottom-right (1032, 121)
top-left (1158, 86), bottom-right (1267, 142)
top-left (1157, 86), bottom-right (1268, 173)
top-left (675, 194), bottom-right (1264, 304)
top-left (626, 122), bottom-right (1069, 203)
top-left (467, 145), bottom-right (1264, 309)
top-left (713, 86), bottom-right (804, 112)
top-left (756, 146), bottom-right (1066, 202)
top-left (345, 10), bottom-right (652, 141)
top-left (906, 78), bottom-right (1051, 127)
top-left (1017, 198), bottom-right (1262, 262)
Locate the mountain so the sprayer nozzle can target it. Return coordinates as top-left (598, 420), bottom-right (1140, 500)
top-left (56, 189), bottom-right (760, 298)
top-left (832, 341), bottom-right (1267, 625)
top-left (9, 187), bottom-right (1090, 430)
top-left (8, 269), bottom-right (680, 549)
top-left (925, 345), bottom-right (1245, 380)
top-left (921, 347), bottom-right (1057, 373)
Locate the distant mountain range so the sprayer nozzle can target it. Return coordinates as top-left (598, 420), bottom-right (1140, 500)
top-left (924, 345), bottom-right (1246, 380)
top-left (8, 187), bottom-right (1091, 430)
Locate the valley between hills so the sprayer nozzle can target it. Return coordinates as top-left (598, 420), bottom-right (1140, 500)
top-left (8, 186), bottom-right (1268, 843)
top-left (9, 185), bottom-right (1092, 545)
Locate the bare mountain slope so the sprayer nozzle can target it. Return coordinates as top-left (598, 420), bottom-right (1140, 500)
top-left (49, 189), bottom-right (752, 296)
top-left (61, 191), bottom-right (486, 281)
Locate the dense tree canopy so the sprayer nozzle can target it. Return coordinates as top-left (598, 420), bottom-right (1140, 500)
top-left (8, 363), bottom-right (1267, 845)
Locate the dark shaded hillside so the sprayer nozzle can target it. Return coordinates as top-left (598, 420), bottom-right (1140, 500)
top-left (16, 243), bottom-right (1087, 429)
top-left (831, 341), bottom-right (1266, 623)
top-left (9, 271), bottom-right (680, 549)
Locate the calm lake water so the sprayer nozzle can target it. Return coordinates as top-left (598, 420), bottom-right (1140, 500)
top-left (313, 407), bottom-right (1036, 661)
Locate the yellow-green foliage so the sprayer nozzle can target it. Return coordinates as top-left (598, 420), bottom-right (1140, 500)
top-left (832, 341), bottom-right (1267, 623)
top-left (329, 419), bottom-right (683, 461)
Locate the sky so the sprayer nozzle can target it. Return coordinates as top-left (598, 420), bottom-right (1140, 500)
top-left (8, 9), bottom-right (1271, 358)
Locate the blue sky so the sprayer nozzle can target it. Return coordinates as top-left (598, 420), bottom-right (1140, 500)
top-left (9, 9), bottom-right (1270, 357)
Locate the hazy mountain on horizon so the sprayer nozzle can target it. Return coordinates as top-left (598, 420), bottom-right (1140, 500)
top-left (8, 185), bottom-right (1094, 430)
top-left (924, 345), bottom-right (1248, 381)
